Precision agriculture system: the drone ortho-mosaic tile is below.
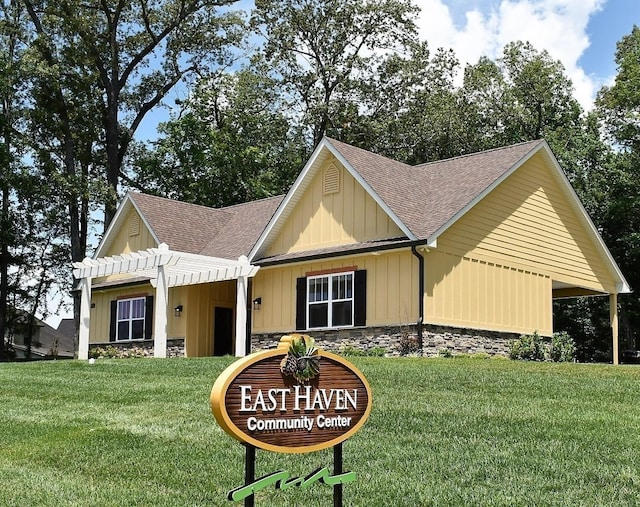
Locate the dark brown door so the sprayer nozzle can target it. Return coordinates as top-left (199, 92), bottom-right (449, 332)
top-left (213, 307), bottom-right (233, 356)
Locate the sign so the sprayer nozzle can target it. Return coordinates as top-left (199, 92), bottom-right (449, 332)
top-left (211, 334), bottom-right (372, 454)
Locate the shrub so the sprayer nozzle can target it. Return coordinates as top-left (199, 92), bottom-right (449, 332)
top-left (438, 348), bottom-right (453, 358)
top-left (508, 331), bottom-right (546, 361)
top-left (549, 331), bottom-right (576, 362)
top-left (399, 334), bottom-right (421, 356)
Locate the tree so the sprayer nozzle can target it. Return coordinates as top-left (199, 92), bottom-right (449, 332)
top-left (130, 68), bottom-right (304, 207)
top-left (251, 0), bottom-right (420, 146)
top-left (596, 26), bottom-right (640, 350)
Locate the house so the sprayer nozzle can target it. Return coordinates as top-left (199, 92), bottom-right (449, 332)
top-left (73, 138), bottom-right (631, 362)
top-left (5, 310), bottom-right (74, 359)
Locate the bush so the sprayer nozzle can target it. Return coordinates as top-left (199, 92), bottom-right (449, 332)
top-left (438, 348), bottom-right (453, 358)
top-left (508, 331), bottom-right (546, 361)
top-left (549, 331), bottom-right (576, 362)
top-left (509, 331), bottom-right (577, 362)
top-left (399, 334), bottom-right (421, 356)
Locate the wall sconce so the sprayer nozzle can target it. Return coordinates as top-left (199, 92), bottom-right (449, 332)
top-left (174, 305), bottom-right (183, 317)
top-left (252, 297), bottom-right (262, 311)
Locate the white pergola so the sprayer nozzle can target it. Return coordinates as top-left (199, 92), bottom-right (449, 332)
top-left (72, 243), bottom-right (259, 360)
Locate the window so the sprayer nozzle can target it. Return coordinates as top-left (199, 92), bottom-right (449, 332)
top-left (308, 272), bottom-right (354, 329)
top-left (297, 270), bottom-right (366, 330)
top-left (117, 297), bottom-right (145, 340)
top-left (109, 296), bottom-right (154, 341)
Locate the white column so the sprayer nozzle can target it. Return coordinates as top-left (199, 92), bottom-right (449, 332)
top-left (153, 263), bottom-right (168, 358)
top-left (236, 274), bottom-right (248, 357)
top-left (610, 293), bottom-right (619, 365)
top-left (78, 276), bottom-right (92, 360)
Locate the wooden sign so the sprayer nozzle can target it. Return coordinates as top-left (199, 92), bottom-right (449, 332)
top-left (211, 334), bottom-right (372, 454)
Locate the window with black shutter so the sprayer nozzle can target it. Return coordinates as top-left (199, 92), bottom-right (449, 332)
top-left (108, 295), bottom-right (154, 341)
top-left (295, 270), bottom-right (366, 330)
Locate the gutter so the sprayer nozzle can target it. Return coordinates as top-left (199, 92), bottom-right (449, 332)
top-left (411, 245), bottom-right (425, 354)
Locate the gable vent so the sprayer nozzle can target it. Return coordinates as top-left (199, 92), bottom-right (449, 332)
top-left (323, 164), bottom-right (340, 195)
top-left (129, 214), bottom-right (140, 236)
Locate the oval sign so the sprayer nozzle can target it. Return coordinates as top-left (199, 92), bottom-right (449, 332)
top-left (211, 336), bottom-right (372, 454)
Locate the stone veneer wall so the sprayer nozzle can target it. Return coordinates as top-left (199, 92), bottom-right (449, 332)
top-left (89, 338), bottom-right (186, 358)
top-left (251, 324), bottom-right (518, 357)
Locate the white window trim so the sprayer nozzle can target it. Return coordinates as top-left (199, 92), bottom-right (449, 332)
top-left (116, 296), bottom-right (146, 341)
top-left (306, 271), bottom-right (355, 330)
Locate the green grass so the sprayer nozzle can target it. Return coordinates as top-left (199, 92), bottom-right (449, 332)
top-left (2, 357), bottom-right (640, 506)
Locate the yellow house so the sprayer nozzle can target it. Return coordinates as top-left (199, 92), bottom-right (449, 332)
top-left (73, 138), bottom-right (631, 362)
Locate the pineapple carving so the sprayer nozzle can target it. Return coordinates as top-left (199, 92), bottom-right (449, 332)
top-left (280, 334), bottom-right (320, 383)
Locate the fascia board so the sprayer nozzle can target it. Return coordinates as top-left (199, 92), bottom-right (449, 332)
top-left (248, 138), bottom-right (416, 262)
top-left (93, 193), bottom-right (161, 259)
top-left (248, 139), bottom-right (331, 262)
top-left (326, 140), bottom-right (416, 241)
top-left (426, 140), bottom-right (631, 294)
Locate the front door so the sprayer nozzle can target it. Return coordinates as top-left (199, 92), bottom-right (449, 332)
top-left (213, 307), bottom-right (233, 356)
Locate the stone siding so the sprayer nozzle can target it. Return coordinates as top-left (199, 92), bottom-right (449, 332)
top-left (89, 338), bottom-right (186, 358)
top-left (252, 325), bottom-right (518, 357)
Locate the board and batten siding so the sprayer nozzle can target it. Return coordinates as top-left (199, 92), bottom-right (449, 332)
top-left (88, 285), bottom-right (187, 344)
top-left (251, 250), bottom-right (419, 334)
top-left (436, 151), bottom-right (617, 294)
top-left (266, 160), bottom-right (405, 257)
top-left (425, 250), bottom-right (552, 335)
top-left (183, 281), bottom-right (235, 357)
top-left (96, 209), bottom-right (157, 284)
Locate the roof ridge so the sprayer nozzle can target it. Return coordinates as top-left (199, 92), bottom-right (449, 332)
top-left (413, 139), bottom-right (544, 168)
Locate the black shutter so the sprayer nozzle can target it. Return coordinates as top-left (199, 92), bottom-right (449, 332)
top-left (109, 300), bottom-right (117, 341)
top-left (145, 295), bottom-right (154, 340)
top-left (354, 270), bottom-right (366, 327)
top-left (296, 277), bottom-right (306, 330)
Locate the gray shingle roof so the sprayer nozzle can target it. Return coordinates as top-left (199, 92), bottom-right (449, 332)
top-left (326, 138), bottom-right (545, 240)
top-left (129, 193), bottom-right (283, 258)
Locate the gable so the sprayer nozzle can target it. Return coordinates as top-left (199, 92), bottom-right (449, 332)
top-left (104, 207), bottom-right (157, 257)
top-left (437, 150), bottom-right (619, 294)
top-left (266, 159), bottom-right (405, 257)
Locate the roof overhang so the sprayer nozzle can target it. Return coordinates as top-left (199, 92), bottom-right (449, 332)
top-left (73, 244), bottom-right (259, 288)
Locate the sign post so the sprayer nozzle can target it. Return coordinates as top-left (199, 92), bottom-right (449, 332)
top-left (211, 334), bottom-right (373, 504)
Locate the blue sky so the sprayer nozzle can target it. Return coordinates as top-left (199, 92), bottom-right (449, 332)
top-left (418, 0), bottom-right (640, 109)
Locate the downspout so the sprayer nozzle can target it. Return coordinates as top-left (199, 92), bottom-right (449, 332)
top-left (411, 245), bottom-right (425, 355)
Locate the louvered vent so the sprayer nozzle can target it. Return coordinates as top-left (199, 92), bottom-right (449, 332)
top-left (323, 164), bottom-right (340, 195)
top-left (129, 214), bottom-right (140, 236)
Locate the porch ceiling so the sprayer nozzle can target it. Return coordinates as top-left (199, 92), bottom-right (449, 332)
top-left (72, 243), bottom-right (259, 288)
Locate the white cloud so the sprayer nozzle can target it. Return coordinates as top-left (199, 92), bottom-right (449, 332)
top-left (416, 0), bottom-right (606, 110)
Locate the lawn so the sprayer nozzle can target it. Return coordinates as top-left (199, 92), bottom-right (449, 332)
top-left (2, 356), bottom-right (640, 506)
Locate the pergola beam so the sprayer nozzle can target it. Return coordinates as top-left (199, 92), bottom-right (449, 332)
top-left (73, 244), bottom-right (259, 359)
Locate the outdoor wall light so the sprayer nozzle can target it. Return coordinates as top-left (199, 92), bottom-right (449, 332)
top-left (174, 305), bottom-right (183, 317)
top-left (252, 297), bottom-right (262, 311)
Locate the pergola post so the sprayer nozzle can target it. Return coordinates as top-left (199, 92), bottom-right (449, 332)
top-left (153, 263), bottom-right (168, 358)
top-left (236, 256), bottom-right (249, 358)
top-left (78, 275), bottom-right (92, 360)
top-left (610, 293), bottom-right (619, 365)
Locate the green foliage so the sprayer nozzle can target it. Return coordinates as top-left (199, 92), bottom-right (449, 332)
top-left (438, 348), bottom-right (453, 358)
top-left (508, 331), bottom-right (546, 361)
top-left (338, 342), bottom-right (387, 357)
top-left (89, 345), bottom-right (147, 359)
top-left (549, 331), bottom-right (577, 362)
top-left (509, 331), bottom-right (577, 362)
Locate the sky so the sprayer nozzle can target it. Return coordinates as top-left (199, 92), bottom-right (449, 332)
top-left (48, 0), bottom-right (638, 327)
top-left (415, 0), bottom-right (639, 110)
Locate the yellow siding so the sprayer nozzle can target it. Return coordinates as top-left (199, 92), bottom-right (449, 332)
top-left (88, 284), bottom-right (186, 344)
top-left (425, 250), bottom-right (552, 335)
top-left (438, 152), bottom-right (616, 293)
top-left (97, 208), bottom-right (157, 284)
top-left (251, 250), bottom-right (418, 333)
top-left (105, 208), bottom-right (156, 256)
top-left (267, 160), bottom-right (404, 256)
top-left (184, 281), bottom-right (236, 357)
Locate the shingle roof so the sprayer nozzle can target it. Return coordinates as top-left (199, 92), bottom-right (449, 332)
top-left (129, 192), bottom-right (283, 258)
top-left (326, 138), bottom-right (545, 240)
